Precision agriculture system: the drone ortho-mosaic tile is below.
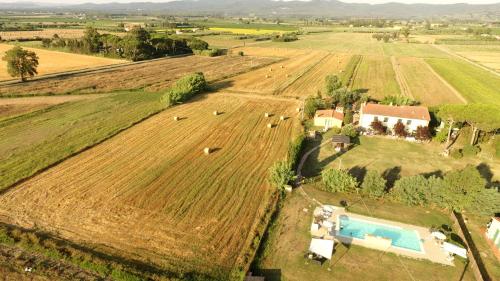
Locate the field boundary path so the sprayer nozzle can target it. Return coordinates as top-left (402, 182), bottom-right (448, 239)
top-left (294, 140), bottom-right (331, 206)
top-left (432, 44), bottom-right (500, 77)
top-left (422, 60), bottom-right (468, 104)
top-left (0, 54), bottom-right (192, 87)
top-left (346, 55), bottom-right (363, 90)
top-left (390, 56), bottom-right (414, 99)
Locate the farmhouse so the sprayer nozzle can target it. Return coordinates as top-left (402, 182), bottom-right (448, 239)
top-left (359, 103), bottom-right (430, 133)
top-left (486, 217), bottom-right (500, 250)
top-left (314, 108), bottom-right (343, 129)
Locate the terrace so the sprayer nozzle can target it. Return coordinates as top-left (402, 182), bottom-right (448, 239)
top-left (310, 205), bottom-right (456, 266)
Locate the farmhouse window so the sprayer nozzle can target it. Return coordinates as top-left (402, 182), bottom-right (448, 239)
top-left (398, 119), bottom-right (403, 123)
top-left (406, 120), bottom-right (412, 125)
top-left (383, 117), bottom-right (389, 122)
top-left (374, 116), bottom-right (379, 122)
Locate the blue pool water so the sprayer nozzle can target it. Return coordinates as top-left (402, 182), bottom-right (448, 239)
top-left (339, 216), bottom-right (422, 252)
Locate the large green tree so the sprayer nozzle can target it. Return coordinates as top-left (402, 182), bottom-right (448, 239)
top-left (361, 170), bottom-right (387, 199)
top-left (2, 46), bottom-right (39, 81)
top-left (122, 27), bottom-right (154, 61)
top-left (322, 169), bottom-right (358, 193)
top-left (82, 26), bottom-right (102, 54)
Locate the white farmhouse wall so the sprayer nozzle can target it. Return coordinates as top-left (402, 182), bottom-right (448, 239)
top-left (359, 113), bottom-right (429, 133)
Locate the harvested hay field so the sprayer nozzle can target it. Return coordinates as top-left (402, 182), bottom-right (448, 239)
top-left (231, 46), bottom-right (310, 58)
top-left (219, 50), bottom-right (329, 95)
top-left (0, 43), bottom-right (125, 81)
top-left (396, 57), bottom-right (465, 106)
top-left (280, 53), bottom-right (351, 97)
top-left (0, 55), bottom-right (276, 97)
top-left (0, 94), bottom-right (301, 279)
top-left (350, 55), bottom-right (401, 100)
top-left (0, 29), bottom-right (124, 40)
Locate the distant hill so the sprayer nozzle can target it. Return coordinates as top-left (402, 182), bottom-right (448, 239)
top-left (2, 0), bottom-right (500, 19)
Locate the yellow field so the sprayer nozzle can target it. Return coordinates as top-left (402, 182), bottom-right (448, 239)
top-left (0, 43), bottom-right (125, 81)
top-left (0, 93), bottom-right (300, 279)
top-left (209, 27), bottom-right (290, 35)
top-left (454, 51), bottom-right (500, 71)
top-left (220, 49), bottom-right (329, 95)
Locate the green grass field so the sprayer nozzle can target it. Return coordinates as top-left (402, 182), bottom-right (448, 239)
top-left (0, 91), bottom-right (163, 191)
top-left (257, 186), bottom-right (475, 281)
top-left (350, 56), bottom-right (401, 100)
top-left (426, 58), bottom-right (500, 105)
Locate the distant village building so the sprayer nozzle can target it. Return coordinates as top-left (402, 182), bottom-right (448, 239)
top-left (314, 108), bottom-right (344, 129)
top-left (486, 217), bottom-right (500, 250)
top-left (124, 23), bottom-right (145, 32)
top-left (359, 103), bottom-right (430, 133)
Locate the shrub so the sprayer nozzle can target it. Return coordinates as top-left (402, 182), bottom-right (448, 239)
top-left (393, 121), bottom-right (407, 137)
top-left (391, 175), bottom-right (429, 206)
top-left (450, 149), bottom-right (463, 159)
top-left (161, 72), bottom-right (206, 106)
top-left (361, 170), bottom-right (387, 199)
top-left (238, 51), bottom-right (244, 56)
top-left (0, 229), bottom-right (14, 245)
top-left (371, 120), bottom-right (386, 135)
top-left (343, 109), bottom-right (353, 124)
top-left (268, 160), bottom-right (295, 191)
top-left (287, 134), bottom-right (305, 168)
top-left (461, 144), bottom-right (481, 157)
top-left (433, 126), bottom-right (449, 143)
top-left (415, 126), bottom-right (431, 140)
top-left (442, 165), bottom-right (486, 211)
top-left (341, 124), bottom-right (357, 138)
top-left (193, 48), bottom-right (224, 57)
top-left (321, 169), bottom-right (358, 193)
top-left (330, 127), bottom-right (341, 134)
top-left (186, 38), bottom-right (209, 50)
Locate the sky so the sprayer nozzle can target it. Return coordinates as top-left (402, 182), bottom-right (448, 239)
top-left (0, 0), bottom-right (498, 4)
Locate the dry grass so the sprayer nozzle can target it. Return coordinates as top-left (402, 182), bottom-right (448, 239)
top-left (454, 51), bottom-right (500, 71)
top-left (232, 46), bottom-right (310, 58)
top-left (0, 43), bottom-right (125, 82)
top-left (0, 94), bottom-right (301, 278)
top-left (0, 55), bottom-right (277, 96)
top-left (396, 57), bottom-right (465, 105)
top-left (219, 50), bottom-right (329, 95)
top-left (0, 29), bottom-right (124, 40)
top-left (350, 55), bottom-right (401, 100)
top-left (280, 53), bottom-right (351, 97)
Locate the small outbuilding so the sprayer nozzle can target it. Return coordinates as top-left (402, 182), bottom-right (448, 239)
top-left (331, 135), bottom-right (351, 150)
top-left (314, 108), bottom-right (344, 129)
top-left (308, 238), bottom-right (334, 260)
top-left (486, 217), bottom-right (500, 250)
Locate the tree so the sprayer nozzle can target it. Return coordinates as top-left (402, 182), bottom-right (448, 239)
top-left (2, 46), bottom-right (39, 81)
top-left (401, 27), bottom-right (410, 42)
top-left (187, 38), bottom-right (209, 51)
top-left (268, 160), bottom-right (295, 191)
top-left (391, 175), bottom-right (429, 206)
top-left (82, 26), bottom-right (101, 53)
top-left (393, 121), bottom-right (407, 137)
top-left (361, 170), bottom-right (387, 199)
top-left (162, 72), bottom-right (207, 106)
top-left (304, 96), bottom-right (323, 119)
top-left (341, 124), bottom-right (357, 138)
top-left (325, 74), bottom-right (342, 96)
top-left (441, 165), bottom-right (486, 211)
top-left (122, 27), bottom-right (154, 61)
top-left (343, 109), bottom-right (353, 124)
top-left (382, 33), bottom-right (390, 43)
top-left (380, 95), bottom-right (417, 106)
top-left (321, 169), bottom-right (358, 193)
top-left (371, 120), bottom-right (386, 135)
top-left (415, 126), bottom-right (431, 141)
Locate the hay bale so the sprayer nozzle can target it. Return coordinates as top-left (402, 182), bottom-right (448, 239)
top-left (265, 75), bottom-right (270, 78)
top-left (204, 147), bottom-right (211, 155)
top-left (213, 111), bottom-right (218, 116)
top-left (296, 107), bottom-right (301, 112)
top-left (269, 67), bottom-right (273, 72)
top-left (173, 116), bottom-right (179, 121)
top-left (280, 65), bottom-right (284, 69)
top-left (264, 112), bottom-right (270, 118)
top-left (267, 123), bottom-right (273, 129)
top-left (280, 115), bottom-right (285, 121)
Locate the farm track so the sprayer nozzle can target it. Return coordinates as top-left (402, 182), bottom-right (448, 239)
top-left (346, 55), bottom-right (363, 89)
top-left (0, 93), bottom-right (300, 278)
top-left (390, 56), bottom-right (414, 99)
top-left (433, 44), bottom-right (500, 77)
top-left (0, 55), bottom-right (278, 97)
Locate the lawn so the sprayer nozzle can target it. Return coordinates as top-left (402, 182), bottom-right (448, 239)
top-left (257, 186), bottom-right (475, 281)
top-left (350, 55), bottom-right (401, 100)
top-left (0, 43), bottom-right (124, 81)
top-left (425, 58), bottom-right (500, 105)
top-left (0, 91), bottom-right (164, 191)
top-left (302, 136), bottom-right (500, 183)
top-left (0, 94), bottom-right (301, 280)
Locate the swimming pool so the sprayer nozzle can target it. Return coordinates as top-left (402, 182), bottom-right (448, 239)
top-left (338, 216), bottom-right (422, 252)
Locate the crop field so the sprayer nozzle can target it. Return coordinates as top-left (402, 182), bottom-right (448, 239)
top-left (0, 93), bottom-right (300, 279)
top-left (220, 50), bottom-right (329, 95)
top-left (201, 35), bottom-right (246, 48)
top-left (382, 42), bottom-right (450, 58)
top-left (280, 53), bottom-right (352, 97)
top-left (396, 57), bottom-right (465, 105)
top-left (442, 45), bottom-right (500, 71)
top-left (232, 46), bottom-right (309, 58)
top-left (426, 58), bottom-right (500, 105)
top-left (258, 33), bottom-right (385, 56)
top-left (350, 55), bottom-right (401, 100)
top-left (0, 55), bottom-right (277, 96)
top-left (209, 27), bottom-right (291, 35)
top-left (0, 43), bottom-right (125, 81)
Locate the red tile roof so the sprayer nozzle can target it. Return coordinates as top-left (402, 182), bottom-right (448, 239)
top-left (315, 109), bottom-right (344, 121)
top-left (361, 103), bottom-right (430, 121)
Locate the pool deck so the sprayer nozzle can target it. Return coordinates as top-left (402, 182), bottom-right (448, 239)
top-left (311, 206), bottom-right (454, 266)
